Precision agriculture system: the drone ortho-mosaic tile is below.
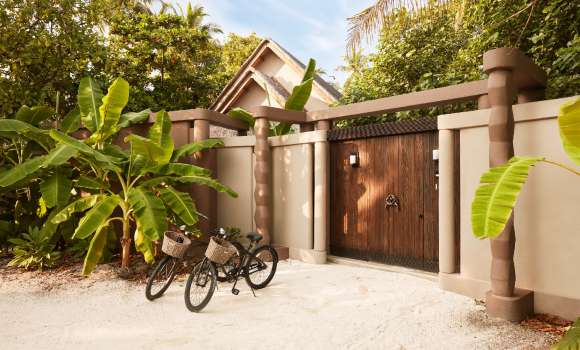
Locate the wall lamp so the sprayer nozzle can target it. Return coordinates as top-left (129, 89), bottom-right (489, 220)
top-left (349, 152), bottom-right (359, 167)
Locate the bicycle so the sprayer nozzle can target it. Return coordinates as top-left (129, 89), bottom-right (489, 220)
top-left (184, 230), bottom-right (278, 313)
top-left (145, 227), bottom-right (244, 301)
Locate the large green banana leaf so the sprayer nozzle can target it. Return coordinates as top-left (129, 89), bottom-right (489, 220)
top-left (50, 130), bottom-right (120, 171)
top-left (148, 163), bottom-right (211, 177)
top-left (227, 108), bottom-right (255, 128)
top-left (40, 169), bottom-right (72, 208)
top-left (171, 139), bottom-right (224, 162)
top-left (0, 144), bottom-right (76, 187)
top-left (128, 187), bottom-right (167, 241)
top-left (43, 144), bottom-right (78, 166)
top-left (134, 228), bottom-right (155, 264)
top-left (93, 77), bottom-right (130, 143)
top-left (60, 107), bottom-right (81, 134)
top-left (558, 98), bottom-right (580, 166)
top-left (73, 195), bottom-right (120, 239)
top-left (285, 58), bottom-right (316, 111)
top-left (148, 110), bottom-right (174, 164)
top-left (471, 156), bottom-right (544, 239)
top-left (78, 77), bottom-right (104, 132)
top-left (82, 224), bottom-right (110, 275)
top-left (140, 175), bottom-right (238, 198)
top-left (0, 119), bottom-right (54, 150)
top-left (15, 105), bottom-right (53, 126)
top-left (552, 317), bottom-right (580, 350)
top-left (0, 156), bottom-right (46, 187)
top-left (52, 194), bottom-right (106, 224)
top-left (117, 108), bottom-right (151, 129)
top-left (125, 134), bottom-right (165, 164)
top-left (159, 186), bottom-right (198, 226)
top-left (75, 176), bottom-right (110, 190)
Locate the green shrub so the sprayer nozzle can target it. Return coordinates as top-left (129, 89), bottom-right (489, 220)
top-left (8, 226), bottom-right (61, 270)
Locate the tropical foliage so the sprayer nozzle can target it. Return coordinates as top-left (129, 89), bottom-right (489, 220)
top-left (553, 317), bottom-right (580, 350)
top-left (7, 226), bottom-right (62, 270)
top-left (341, 0), bottom-right (580, 126)
top-left (228, 58), bottom-right (317, 136)
top-left (471, 98), bottom-right (580, 239)
top-left (0, 0), bottom-right (261, 118)
top-left (0, 77), bottom-right (237, 275)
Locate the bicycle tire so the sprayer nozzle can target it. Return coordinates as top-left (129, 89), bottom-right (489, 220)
top-left (245, 245), bottom-right (278, 289)
top-left (184, 259), bottom-right (217, 312)
top-left (145, 256), bottom-right (179, 301)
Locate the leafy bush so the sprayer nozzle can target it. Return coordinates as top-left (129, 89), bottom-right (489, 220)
top-left (341, 0), bottom-right (580, 126)
top-left (8, 226), bottom-right (61, 270)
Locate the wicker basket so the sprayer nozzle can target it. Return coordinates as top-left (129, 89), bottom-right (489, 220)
top-left (161, 231), bottom-right (191, 258)
top-left (205, 236), bottom-right (236, 264)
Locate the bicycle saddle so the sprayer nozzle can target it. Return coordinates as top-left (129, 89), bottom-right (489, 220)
top-left (246, 232), bottom-right (263, 242)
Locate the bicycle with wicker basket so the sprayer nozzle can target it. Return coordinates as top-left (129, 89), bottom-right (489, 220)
top-left (184, 229), bottom-right (278, 313)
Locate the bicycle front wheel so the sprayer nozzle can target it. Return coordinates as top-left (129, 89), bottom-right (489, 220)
top-left (245, 245), bottom-right (278, 289)
top-left (184, 259), bottom-right (217, 312)
top-left (145, 256), bottom-right (179, 301)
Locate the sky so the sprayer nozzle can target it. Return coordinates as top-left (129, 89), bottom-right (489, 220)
top-left (162, 0), bottom-right (376, 86)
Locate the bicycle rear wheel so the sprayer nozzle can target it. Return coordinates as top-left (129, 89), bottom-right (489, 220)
top-left (145, 256), bottom-right (179, 301)
top-left (184, 259), bottom-right (217, 312)
top-left (245, 245), bottom-right (278, 289)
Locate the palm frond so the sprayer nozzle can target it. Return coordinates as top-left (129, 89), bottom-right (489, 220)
top-left (346, 0), bottom-right (452, 54)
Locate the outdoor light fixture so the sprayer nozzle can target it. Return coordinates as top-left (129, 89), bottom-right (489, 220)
top-left (349, 152), bottom-right (359, 167)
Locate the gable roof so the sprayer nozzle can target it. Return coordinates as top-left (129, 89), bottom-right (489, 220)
top-left (211, 38), bottom-right (342, 114)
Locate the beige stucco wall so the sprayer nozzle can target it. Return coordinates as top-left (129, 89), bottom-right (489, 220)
top-left (438, 96), bottom-right (580, 319)
top-left (272, 143), bottom-right (314, 249)
top-left (215, 137), bottom-right (255, 234)
top-left (215, 132), bottom-right (325, 258)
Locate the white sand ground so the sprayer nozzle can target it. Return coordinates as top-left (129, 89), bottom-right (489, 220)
top-left (0, 260), bottom-right (553, 350)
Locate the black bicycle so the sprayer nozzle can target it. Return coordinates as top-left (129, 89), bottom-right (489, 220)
top-left (184, 230), bottom-right (278, 313)
top-left (145, 228), bottom-right (254, 301)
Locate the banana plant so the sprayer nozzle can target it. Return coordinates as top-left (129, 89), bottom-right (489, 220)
top-left (228, 58), bottom-right (317, 136)
top-left (47, 77), bottom-right (236, 274)
top-left (471, 97), bottom-right (580, 239)
top-left (1, 77), bottom-right (237, 275)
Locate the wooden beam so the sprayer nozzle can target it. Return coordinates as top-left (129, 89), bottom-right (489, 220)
top-left (149, 108), bottom-right (247, 131)
top-left (307, 80), bottom-right (488, 121)
top-left (249, 106), bottom-right (308, 123)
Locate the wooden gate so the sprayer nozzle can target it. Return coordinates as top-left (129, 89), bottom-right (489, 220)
top-left (329, 118), bottom-right (439, 272)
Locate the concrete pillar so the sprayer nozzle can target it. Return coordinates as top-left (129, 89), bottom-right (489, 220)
top-left (254, 117), bottom-right (271, 244)
top-left (192, 119), bottom-right (216, 234)
top-left (438, 129), bottom-right (456, 274)
top-left (478, 94), bottom-right (490, 109)
top-left (484, 65), bottom-right (533, 322)
top-left (313, 120), bottom-right (330, 259)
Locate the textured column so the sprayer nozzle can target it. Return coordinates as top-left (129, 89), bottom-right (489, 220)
top-left (254, 117), bottom-right (271, 244)
top-left (478, 94), bottom-right (490, 109)
top-left (314, 120), bottom-right (330, 255)
top-left (484, 65), bottom-right (533, 322)
top-left (487, 69), bottom-right (516, 297)
top-left (192, 119), bottom-right (216, 234)
top-left (438, 129), bottom-right (456, 274)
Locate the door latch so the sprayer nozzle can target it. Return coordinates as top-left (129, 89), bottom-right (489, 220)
top-left (385, 194), bottom-right (400, 208)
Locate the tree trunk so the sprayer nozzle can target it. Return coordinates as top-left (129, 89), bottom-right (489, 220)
top-left (121, 217), bottom-right (131, 268)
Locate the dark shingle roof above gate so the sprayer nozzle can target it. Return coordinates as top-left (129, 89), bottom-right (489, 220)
top-left (327, 116), bottom-right (437, 141)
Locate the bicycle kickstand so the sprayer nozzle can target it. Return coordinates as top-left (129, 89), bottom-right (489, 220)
top-left (231, 277), bottom-right (240, 296)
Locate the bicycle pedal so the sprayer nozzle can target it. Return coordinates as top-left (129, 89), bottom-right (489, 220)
top-left (232, 288), bottom-right (239, 295)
